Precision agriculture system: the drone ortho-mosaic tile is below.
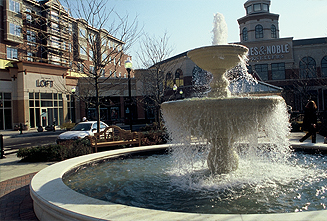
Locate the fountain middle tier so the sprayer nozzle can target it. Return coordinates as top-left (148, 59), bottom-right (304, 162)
top-left (161, 96), bottom-right (287, 174)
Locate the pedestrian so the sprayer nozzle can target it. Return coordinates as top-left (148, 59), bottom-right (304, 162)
top-left (299, 100), bottom-right (317, 143)
top-left (19, 123), bottom-right (23, 134)
top-left (82, 117), bottom-right (87, 122)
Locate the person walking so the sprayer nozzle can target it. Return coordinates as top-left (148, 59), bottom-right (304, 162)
top-left (299, 100), bottom-right (317, 143)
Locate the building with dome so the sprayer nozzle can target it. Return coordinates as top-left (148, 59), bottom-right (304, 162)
top-left (238, 0), bottom-right (327, 114)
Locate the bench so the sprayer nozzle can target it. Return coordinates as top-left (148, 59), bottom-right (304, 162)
top-left (88, 125), bottom-right (143, 153)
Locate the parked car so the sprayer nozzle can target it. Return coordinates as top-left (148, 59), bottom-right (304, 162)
top-left (56, 121), bottom-right (108, 143)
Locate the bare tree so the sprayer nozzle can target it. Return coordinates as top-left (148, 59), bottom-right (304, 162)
top-left (63, 0), bottom-right (142, 132)
top-left (136, 32), bottom-right (176, 124)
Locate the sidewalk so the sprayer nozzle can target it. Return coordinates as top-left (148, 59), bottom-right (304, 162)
top-left (0, 132), bottom-right (327, 220)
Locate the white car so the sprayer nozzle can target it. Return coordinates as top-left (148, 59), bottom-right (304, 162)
top-left (56, 121), bottom-right (108, 143)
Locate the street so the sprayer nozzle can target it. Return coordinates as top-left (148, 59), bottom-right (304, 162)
top-left (3, 131), bottom-right (63, 155)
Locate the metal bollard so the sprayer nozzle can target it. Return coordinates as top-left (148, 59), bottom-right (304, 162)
top-left (0, 134), bottom-right (4, 159)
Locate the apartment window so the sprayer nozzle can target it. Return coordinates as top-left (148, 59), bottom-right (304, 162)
top-left (7, 47), bottom-right (18, 59)
top-left (102, 38), bottom-right (107, 46)
top-left (299, 56), bottom-right (316, 78)
top-left (27, 30), bottom-right (36, 44)
top-left (89, 49), bottom-right (93, 60)
top-left (90, 66), bottom-right (95, 74)
top-left (9, 23), bottom-right (21, 36)
top-left (51, 12), bottom-right (59, 22)
top-left (255, 25), bottom-right (263, 39)
top-left (255, 64), bottom-right (268, 81)
top-left (27, 52), bottom-right (35, 61)
top-left (321, 56), bottom-right (327, 77)
top-left (242, 27), bottom-right (248, 41)
top-left (51, 23), bottom-right (60, 32)
top-left (119, 72), bottom-right (121, 77)
top-left (271, 63), bottom-right (285, 80)
top-left (79, 28), bottom-right (86, 37)
top-left (77, 63), bottom-right (84, 73)
top-left (102, 52), bottom-right (107, 61)
top-left (100, 68), bottom-right (105, 77)
top-left (9, 0), bottom-right (20, 13)
top-left (80, 45), bottom-right (86, 55)
top-left (271, 25), bottom-right (277, 38)
top-left (25, 9), bottom-right (32, 22)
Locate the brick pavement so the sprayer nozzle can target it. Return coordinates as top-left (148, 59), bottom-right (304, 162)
top-left (0, 173), bottom-right (38, 221)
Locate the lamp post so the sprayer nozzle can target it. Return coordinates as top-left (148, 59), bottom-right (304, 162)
top-left (125, 59), bottom-right (133, 131)
top-left (173, 84), bottom-right (177, 100)
top-left (179, 89), bottom-right (183, 99)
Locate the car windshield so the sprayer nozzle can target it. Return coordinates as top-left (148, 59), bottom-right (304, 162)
top-left (71, 123), bottom-right (92, 131)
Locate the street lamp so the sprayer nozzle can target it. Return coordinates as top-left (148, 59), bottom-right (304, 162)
top-left (173, 84), bottom-right (177, 100)
top-left (125, 58), bottom-right (133, 131)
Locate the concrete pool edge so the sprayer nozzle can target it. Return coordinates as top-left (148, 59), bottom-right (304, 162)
top-left (30, 144), bottom-right (327, 221)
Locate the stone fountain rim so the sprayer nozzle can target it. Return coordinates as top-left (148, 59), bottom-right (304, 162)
top-left (30, 145), bottom-right (327, 221)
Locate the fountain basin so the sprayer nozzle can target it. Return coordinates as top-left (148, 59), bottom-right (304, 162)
top-left (187, 44), bottom-right (248, 73)
top-left (187, 45), bottom-right (248, 97)
top-left (30, 146), bottom-right (327, 221)
top-left (161, 96), bottom-right (286, 174)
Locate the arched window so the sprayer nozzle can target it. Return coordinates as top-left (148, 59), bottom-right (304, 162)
top-left (321, 56), bottom-right (327, 77)
top-left (255, 25), bottom-right (263, 39)
top-left (299, 56), bottom-right (316, 78)
top-left (242, 27), bottom-right (248, 41)
top-left (175, 69), bottom-right (184, 86)
top-left (271, 25), bottom-right (277, 38)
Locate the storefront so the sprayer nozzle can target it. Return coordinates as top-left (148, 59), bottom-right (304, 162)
top-left (0, 61), bottom-right (78, 130)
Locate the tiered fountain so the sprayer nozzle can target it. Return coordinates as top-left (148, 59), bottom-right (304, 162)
top-left (161, 44), bottom-right (285, 174)
top-left (30, 13), bottom-right (327, 221)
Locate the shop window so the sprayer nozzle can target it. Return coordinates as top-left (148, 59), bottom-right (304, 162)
top-left (271, 25), bottom-right (277, 38)
top-left (242, 27), bottom-right (248, 41)
top-left (299, 56), bottom-right (316, 78)
top-left (271, 63), bottom-right (285, 80)
top-left (321, 56), bottom-right (327, 77)
top-left (255, 25), bottom-right (263, 39)
top-left (255, 64), bottom-right (268, 81)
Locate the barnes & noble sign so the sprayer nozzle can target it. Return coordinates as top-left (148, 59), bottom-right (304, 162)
top-left (245, 39), bottom-right (293, 62)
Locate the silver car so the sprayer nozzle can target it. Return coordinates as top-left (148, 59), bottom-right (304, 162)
top-left (56, 121), bottom-right (108, 143)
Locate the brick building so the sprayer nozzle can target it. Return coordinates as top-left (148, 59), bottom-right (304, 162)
top-left (0, 0), bottom-right (132, 130)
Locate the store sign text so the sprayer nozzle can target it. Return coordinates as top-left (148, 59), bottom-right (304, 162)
top-left (36, 79), bottom-right (53, 88)
top-left (248, 44), bottom-right (290, 61)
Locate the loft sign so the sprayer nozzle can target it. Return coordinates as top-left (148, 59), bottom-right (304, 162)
top-left (36, 79), bottom-right (54, 88)
top-left (248, 43), bottom-right (290, 61)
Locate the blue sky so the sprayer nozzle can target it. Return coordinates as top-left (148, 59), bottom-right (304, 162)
top-left (65, 0), bottom-right (327, 67)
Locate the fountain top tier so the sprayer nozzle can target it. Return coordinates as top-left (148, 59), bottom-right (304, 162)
top-left (187, 44), bottom-right (248, 98)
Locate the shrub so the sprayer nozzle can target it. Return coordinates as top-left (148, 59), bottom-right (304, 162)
top-left (17, 138), bottom-right (92, 162)
top-left (140, 123), bottom-right (168, 146)
top-left (60, 122), bottom-right (76, 130)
